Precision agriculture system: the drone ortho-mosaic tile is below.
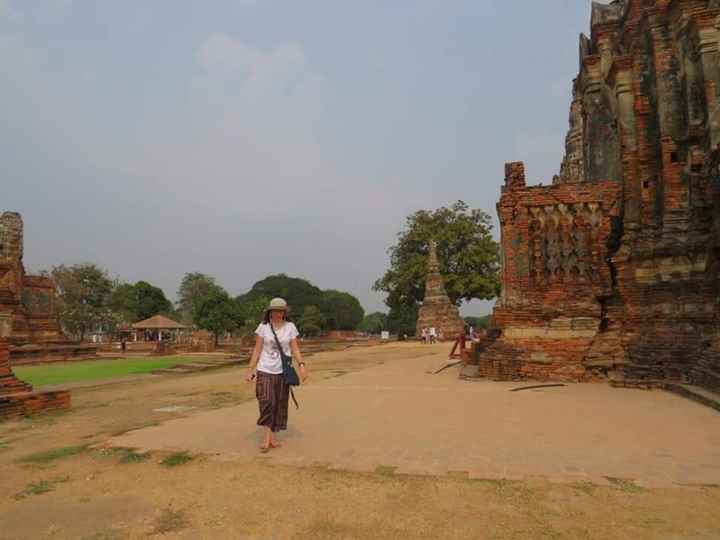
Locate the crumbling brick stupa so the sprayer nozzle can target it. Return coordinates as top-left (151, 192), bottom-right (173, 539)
top-left (477, 0), bottom-right (720, 391)
top-left (0, 212), bottom-right (95, 364)
top-left (416, 241), bottom-right (465, 341)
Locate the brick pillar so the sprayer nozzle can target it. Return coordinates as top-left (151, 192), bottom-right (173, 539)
top-left (0, 338), bottom-right (32, 396)
top-left (0, 339), bottom-right (10, 378)
top-left (504, 162), bottom-right (526, 190)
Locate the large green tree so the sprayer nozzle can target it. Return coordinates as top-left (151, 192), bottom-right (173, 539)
top-left (322, 290), bottom-right (364, 331)
top-left (237, 275), bottom-right (323, 320)
top-left (177, 272), bottom-right (219, 324)
top-left (374, 201), bottom-right (500, 331)
top-left (238, 275), bottom-right (365, 332)
top-left (110, 280), bottom-right (173, 322)
top-left (296, 305), bottom-right (325, 337)
top-left (51, 263), bottom-right (116, 341)
top-left (358, 312), bottom-right (388, 334)
top-left (236, 294), bottom-right (270, 332)
top-left (192, 287), bottom-right (242, 345)
top-left (387, 303), bottom-right (419, 337)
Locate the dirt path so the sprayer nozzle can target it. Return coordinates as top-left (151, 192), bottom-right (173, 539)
top-left (1, 342), bottom-right (720, 539)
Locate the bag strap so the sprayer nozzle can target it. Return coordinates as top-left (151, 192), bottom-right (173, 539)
top-left (269, 323), bottom-right (299, 410)
top-left (268, 323), bottom-right (289, 362)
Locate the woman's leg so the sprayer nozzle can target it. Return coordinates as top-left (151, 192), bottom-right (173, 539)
top-left (269, 379), bottom-right (290, 447)
top-left (256, 372), bottom-right (276, 449)
top-left (262, 426), bottom-right (272, 449)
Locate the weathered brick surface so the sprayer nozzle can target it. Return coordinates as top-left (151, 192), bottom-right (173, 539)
top-left (416, 241), bottom-right (465, 340)
top-left (0, 339), bottom-right (71, 420)
top-left (481, 0), bottom-right (720, 388)
top-left (0, 211), bottom-right (97, 364)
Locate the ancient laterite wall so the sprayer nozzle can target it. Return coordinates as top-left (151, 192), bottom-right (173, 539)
top-left (0, 212), bottom-right (64, 346)
top-left (483, 0), bottom-right (720, 387)
top-left (0, 338), bottom-right (71, 420)
top-left (481, 163), bottom-right (622, 381)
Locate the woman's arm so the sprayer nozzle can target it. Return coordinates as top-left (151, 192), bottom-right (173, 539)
top-left (245, 335), bottom-right (264, 382)
top-left (290, 338), bottom-right (307, 381)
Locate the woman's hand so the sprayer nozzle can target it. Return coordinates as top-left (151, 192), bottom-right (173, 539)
top-left (245, 370), bottom-right (255, 383)
top-left (299, 364), bottom-right (308, 382)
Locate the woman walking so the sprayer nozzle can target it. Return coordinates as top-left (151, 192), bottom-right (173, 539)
top-left (246, 298), bottom-right (307, 452)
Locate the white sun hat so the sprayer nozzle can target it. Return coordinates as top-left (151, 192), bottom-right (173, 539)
top-left (266, 297), bottom-right (289, 311)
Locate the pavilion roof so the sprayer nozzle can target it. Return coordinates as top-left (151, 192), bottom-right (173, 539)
top-left (131, 315), bottom-right (188, 330)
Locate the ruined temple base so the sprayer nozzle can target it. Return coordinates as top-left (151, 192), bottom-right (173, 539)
top-left (465, 337), bottom-right (592, 382)
top-left (9, 343), bottom-right (98, 366)
top-left (1, 339), bottom-right (72, 420)
top-left (0, 389), bottom-right (71, 420)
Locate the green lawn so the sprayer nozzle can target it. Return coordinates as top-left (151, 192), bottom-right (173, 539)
top-left (12, 357), bottom-right (200, 387)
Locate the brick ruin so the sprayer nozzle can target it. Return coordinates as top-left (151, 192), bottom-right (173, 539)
top-left (476, 0), bottom-right (720, 391)
top-left (416, 240), bottom-right (465, 341)
top-left (0, 317), bottom-right (71, 419)
top-left (0, 212), bottom-right (95, 364)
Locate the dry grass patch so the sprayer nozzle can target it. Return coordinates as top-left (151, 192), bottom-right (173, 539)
top-left (14, 475), bottom-right (70, 500)
top-left (152, 508), bottom-right (189, 535)
top-left (606, 477), bottom-right (645, 493)
top-left (80, 529), bottom-right (126, 540)
top-left (16, 444), bottom-right (90, 464)
top-left (160, 451), bottom-right (194, 467)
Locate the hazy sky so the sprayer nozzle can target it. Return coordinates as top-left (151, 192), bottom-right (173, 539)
top-left (2, 0), bottom-right (594, 315)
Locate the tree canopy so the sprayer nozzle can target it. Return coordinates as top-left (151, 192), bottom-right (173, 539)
top-left (296, 305), bottom-right (325, 337)
top-left (358, 312), bottom-right (388, 334)
top-left (374, 201), bottom-right (500, 333)
top-left (322, 290), bottom-right (364, 331)
top-left (110, 280), bottom-right (173, 323)
top-left (192, 286), bottom-right (242, 344)
top-left (464, 315), bottom-right (492, 330)
top-left (177, 272), bottom-right (219, 324)
top-left (51, 263), bottom-right (116, 341)
top-left (237, 274), bottom-right (364, 332)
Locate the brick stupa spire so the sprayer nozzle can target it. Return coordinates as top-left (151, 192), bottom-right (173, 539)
top-left (415, 240), bottom-right (465, 340)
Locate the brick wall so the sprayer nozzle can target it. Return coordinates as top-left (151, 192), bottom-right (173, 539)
top-left (483, 0), bottom-right (720, 388)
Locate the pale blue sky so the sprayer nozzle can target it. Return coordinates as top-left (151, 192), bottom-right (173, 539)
top-left (2, 0), bottom-right (594, 314)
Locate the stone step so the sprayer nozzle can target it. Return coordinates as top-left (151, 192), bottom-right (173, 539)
top-left (664, 383), bottom-right (720, 413)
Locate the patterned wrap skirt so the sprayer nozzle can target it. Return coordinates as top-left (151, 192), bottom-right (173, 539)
top-left (256, 371), bottom-right (290, 432)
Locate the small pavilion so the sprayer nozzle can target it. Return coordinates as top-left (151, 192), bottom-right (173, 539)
top-left (131, 315), bottom-right (189, 343)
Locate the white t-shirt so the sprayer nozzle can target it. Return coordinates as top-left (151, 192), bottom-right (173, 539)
top-left (255, 322), bottom-right (299, 375)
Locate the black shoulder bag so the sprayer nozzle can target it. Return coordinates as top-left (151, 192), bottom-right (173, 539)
top-left (269, 323), bottom-right (300, 409)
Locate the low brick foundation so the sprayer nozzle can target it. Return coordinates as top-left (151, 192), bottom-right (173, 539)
top-left (0, 390), bottom-right (71, 420)
top-left (0, 339), bottom-right (71, 421)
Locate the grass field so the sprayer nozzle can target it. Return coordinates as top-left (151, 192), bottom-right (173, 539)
top-left (12, 356), bottom-right (199, 386)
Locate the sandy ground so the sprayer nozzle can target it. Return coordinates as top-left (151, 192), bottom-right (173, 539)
top-left (1, 342), bottom-right (720, 540)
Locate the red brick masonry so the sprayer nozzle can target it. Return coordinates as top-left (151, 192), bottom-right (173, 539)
top-left (477, 1), bottom-right (720, 388)
top-left (0, 339), bottom-right (71, 420)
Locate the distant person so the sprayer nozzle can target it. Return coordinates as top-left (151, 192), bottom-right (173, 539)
top-left (421, 327), bottom-right (428, 344)
top-left (429, 327), bottom-right (437, 344)
top-left (121, 338), bottom-right (127, 354)
top-left (246, 298), bottom-right (307, 453)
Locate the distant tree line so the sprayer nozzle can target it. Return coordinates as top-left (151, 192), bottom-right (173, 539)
top-left (47, 265), bottom-right (367, 343)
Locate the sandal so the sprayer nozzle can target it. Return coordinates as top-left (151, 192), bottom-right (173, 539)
top-left (259, 445), bottom-right (270, 453)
